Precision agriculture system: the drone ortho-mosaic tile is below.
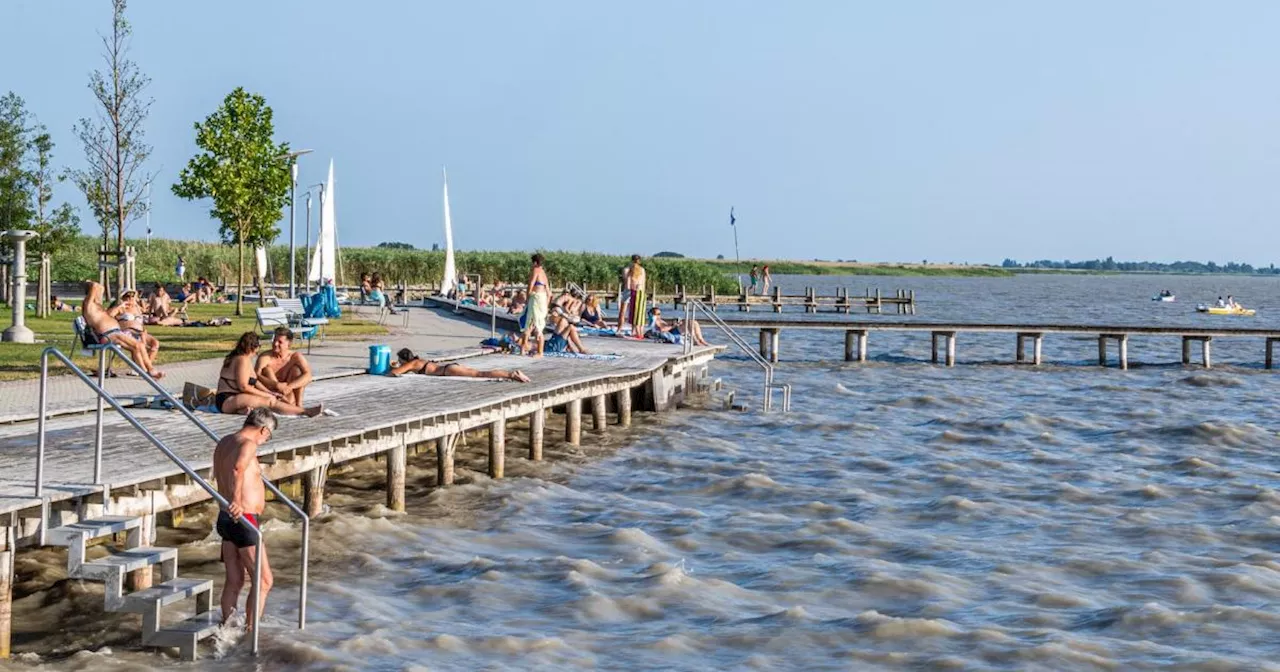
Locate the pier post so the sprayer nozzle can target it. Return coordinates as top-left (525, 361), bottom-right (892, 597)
top-left (489, 419), bottom-right (505, 479)
top-left (437, 435), bottom-right (455, 486)
top-left (1202, 337), bottom-right (1212, 369)
top-left (304, 465), bottom-right (326, 518)
top-left (129, 514), bottom-right (156, 591)
top-left (566, 399), bottom-right (582, 446)
top-left (1098, 336), bottom-right (1107, 366)
top-left (1118, 335), bottom-right (1129, 371)
top-left (772, 286), bottom-right (782, 313)
top-left (616, 389), bottom-right (632, 426)
top-left (844, 330), bottom-right (856, 362)
top-left (1016, 334), bottom-right (1025, 363)
top-left (931, 333), bottom-right (939, 364)
top-left (769, 329), bottom-right (780, 363)
top-left (591, 394), bottom-right (607, 432)
top-left (1033, 335), bottom-right (1043, 366)
top-left (759, 330), bottom-right (769, 360)
top-left (1182, 337), bottom-right (1191, 365)
top-left (1268, 339), bottom-right (1277, 370)
top-left (387, 443), bottom-right (406, 512)
top-left (529, 410), bottom-right (545, 460)
top-left (909, 289), bottom-right (915, 315)
top-left (1, 525), bottom-right (12, 659)
top-left (858, 330), bottom-right (868, 362)
top-left (945, 332), bottom-right (956, 367)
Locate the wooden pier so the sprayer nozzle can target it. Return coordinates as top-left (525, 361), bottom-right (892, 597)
top-left (663, 286), bottom-right (916, 314)
top-left (0, 335), bottom-right (721, 658)
top-left (711, 316), bottom-right (1280, 369)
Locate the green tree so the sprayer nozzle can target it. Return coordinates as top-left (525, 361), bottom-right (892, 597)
top-left (70, 0), bottom-right (154, 297)
top-left (0, 92), bottom-right (34, 234)
top-left (30, 132), bottom-right (82, 259)
top-left (172, 87), bottom-right (290, 316)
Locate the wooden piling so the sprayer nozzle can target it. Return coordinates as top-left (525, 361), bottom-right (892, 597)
top-left (488, 419), bottom-right (505, 478)
top-left (1, 525), bottom-right (12, 659)
top-left (616, 388), bottom-right (632, 427)
top-left (858, 330), bottom-right (868, 362)
top-left (769, 329), bottom-right (780, 363)
top-left (1033, 335), bottom-right (1042, 366)
top-left (1097, 336), bottom-right (1107, 366)
top-left (387, 443), bottom-right (407, 512)
top-left (436, 435), bottom-right (455, 486)
top-left (931, 333), bottom-right (939, 364)
top-left (844, 330), bottom-right (856, 362)
top-left (566, 399), bottom-right (582, 445)
top-left (304, 465), bottom-right (326, 517)
top-left (1202, 338), bottom-right (1212, 369)
top-left (759, 330), bottom-right (769, 360)
top-left (945, 332), bottom-right (956, 367)
top-left (1016, 334), bottom-right (1025, 363)
top-left (1118, 335), bottom-right (1129, 371)
top-left (529, 410), bottom-right (545, 460)
top-left (1268, 338), bottom-right (1277, 370)
top-left (772, 286), bottom-right (782, 313)
top-left (591, 394), bottom-right (607, 432)
top-left (128, 514), bottom-right (155, 591)
top-left (1183, 337), bottom-right (1192, 365)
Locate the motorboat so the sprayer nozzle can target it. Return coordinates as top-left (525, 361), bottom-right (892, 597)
top-left (1152, 294), bottom-right (1175, 302)
top-left (1196, 304), bottom-right (1255, 316)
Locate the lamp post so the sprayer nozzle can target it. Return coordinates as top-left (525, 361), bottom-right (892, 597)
top-left (277, 149), bottom-right (313, 297)
top-left (2, 230), bottom-right (38, 343)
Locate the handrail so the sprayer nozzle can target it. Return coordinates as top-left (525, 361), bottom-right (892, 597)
top-left (95, 343), bottom-right (311, 630)
top-left (35, 346), bottom-right (265, 654)
top-left (683, 300), bottom-right (791, 412)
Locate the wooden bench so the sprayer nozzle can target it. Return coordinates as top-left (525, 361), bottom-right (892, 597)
top-left (255, 306), bottom-right (317, 353)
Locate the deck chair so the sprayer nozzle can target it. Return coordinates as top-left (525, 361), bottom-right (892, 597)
top-left (72, 316), bottom-right (118, 375)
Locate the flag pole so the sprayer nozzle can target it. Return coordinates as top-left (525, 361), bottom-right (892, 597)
top-left (730, 207), bottom-right (742, 292)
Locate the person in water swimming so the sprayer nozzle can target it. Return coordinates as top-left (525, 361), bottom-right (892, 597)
top-left (387, 348), bottom-right (530, 381)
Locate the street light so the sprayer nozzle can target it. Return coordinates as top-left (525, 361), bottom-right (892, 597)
top-left (277, 149), bottom-right (313, 297)
top-left (302, 182), bottom-right (324, 293)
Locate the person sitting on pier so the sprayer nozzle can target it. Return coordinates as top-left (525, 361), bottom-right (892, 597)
top-left (109, 290), bottom-right (162, 361)
top-left (80, 281), bottom-right (164, 379)
top-left (579, 294), bottom-right (608, 329)
top-left (647, 306), bottom-right (710, 346)
top-left (213, 406), bottom-right (276, 630)
top-left (255, 327), bottom-right (314, 408)
top-left (387, 348), bottom-right (531, 381)
top-left (549, 290), bottom-right (590, 354)
top-left (216, 332), bottom-right (324, 416)
top-left (508, 289), bottom-right (527, 316)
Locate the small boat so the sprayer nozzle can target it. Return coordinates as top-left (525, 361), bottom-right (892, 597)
top-left (1196, 304), bottom-right (1256, 316)
top-left (1152, 294), bottom-right (1175, 302)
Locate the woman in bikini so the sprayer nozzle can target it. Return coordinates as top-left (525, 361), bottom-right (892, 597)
top-left (387, 348), bottom-right (530, 382)
top-left (216, 332), bottom-right (324, 416)
top-left (519, 254), bottom-right (551, 356)
top-left (109, 290), bottom-right (161, 361)
top-left (579, 294), bottom-right (608, 329)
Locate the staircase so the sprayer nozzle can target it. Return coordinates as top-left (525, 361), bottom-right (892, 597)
top-left (46, 515), bottom-right (221, 661)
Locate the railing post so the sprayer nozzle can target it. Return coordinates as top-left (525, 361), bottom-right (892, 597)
top-left (36, 351), bottom-right (49, 498)
top-left (94, 349), bottom-right (106, 484)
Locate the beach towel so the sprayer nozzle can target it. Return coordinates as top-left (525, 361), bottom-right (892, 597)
top-left (543, 351), bottom-right (623, 360)
top-left (626, 288), bottom-right (646, 331)
top-left (578, 327), bottom-right (619, 337)
top-left (545, 333), bottom-right (570, 353)
top-left (520, 291), bottom-right (549, 333)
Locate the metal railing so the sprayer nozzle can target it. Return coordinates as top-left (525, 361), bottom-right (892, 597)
top-left (35, 343), bottom-right (312, 654)
top-left (683, 300), bottom-right (792, 412)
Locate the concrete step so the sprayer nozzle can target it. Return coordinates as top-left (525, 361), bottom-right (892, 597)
top-left (120, 577), bottom-right (214, 614)
top-left (71, 546), bottom-right (177, 583)
top-left (146, 611), bottom-right (221, 661)
top-left (45, 515), bottom-right (140, 548)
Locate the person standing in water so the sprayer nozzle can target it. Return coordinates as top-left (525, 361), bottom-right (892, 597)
top-left (213, 408), bottom-right (276, 629)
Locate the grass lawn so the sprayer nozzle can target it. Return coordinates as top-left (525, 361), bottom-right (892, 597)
top-left (0, 303), bottom-right (387, 381)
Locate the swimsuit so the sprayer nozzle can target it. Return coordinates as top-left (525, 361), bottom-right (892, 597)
top-left (420, 360), bottom-right (461, 376)
top-left (216, 511), bottom-right (259, 548)
top-left (216, 369), bottom-right (246, 412)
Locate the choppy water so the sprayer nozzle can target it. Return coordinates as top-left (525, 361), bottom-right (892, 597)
top-left (8, 274), bottom-right (1280, 671)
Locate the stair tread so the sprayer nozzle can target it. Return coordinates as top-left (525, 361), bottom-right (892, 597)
top-left (121, 578), bottom-right (213, 611)
top-left (151, 612), bottom-right (222, 641)
top-left (46, 516), bottom-right (140, 545)
top-left (78, 546), bottom-right (177, 574)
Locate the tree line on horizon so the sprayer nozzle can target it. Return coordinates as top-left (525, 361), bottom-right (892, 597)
top-left (1001, 256), bottom-right (1277, 274)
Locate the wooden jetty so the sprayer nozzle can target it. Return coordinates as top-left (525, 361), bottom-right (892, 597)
top-left (699, 316), bottom-right (1280, 369)
top-left (0, 336), bottom-right (722, 659)
top-left (663, 286), bottom-right (916, 314)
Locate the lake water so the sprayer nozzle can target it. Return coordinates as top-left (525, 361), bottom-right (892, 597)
top-left (6, 273), bottom-right (1280, 671)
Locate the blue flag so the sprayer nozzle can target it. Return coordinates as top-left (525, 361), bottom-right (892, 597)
top-left (729, 207), bottom-right (736, 227)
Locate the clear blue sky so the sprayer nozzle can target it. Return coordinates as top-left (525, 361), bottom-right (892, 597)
top-left (4, 1), bottom-right (1279, 265)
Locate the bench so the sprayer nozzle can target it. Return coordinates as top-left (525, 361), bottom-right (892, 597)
top-left (255, 306), bottom-right (318, 353)
top-left (273, 297), bottom-right (328, 341)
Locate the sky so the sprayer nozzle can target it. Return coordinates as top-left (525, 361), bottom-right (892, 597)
top-left (3, 1), bottom-right (1280, 265)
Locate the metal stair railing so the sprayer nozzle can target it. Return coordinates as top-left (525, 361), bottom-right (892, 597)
top-left (34, 344), bottom-right (311, 655)
top-left (683, 299), bottom-right (792, 412)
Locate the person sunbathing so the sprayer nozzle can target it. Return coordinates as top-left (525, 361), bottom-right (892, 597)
top-left (216, 332), bottom-right (323, 416)
top-left (579, 294), bottom-right (608, 329)
top-left (387, 348), bottom-right (530, 382)
top-left (109, 290), bottom-right (162, 360)
top-left (549, 291), bottom-right (589, 354)
top-left (51, 295), bottom-right (74, 312)
top-left (255, 327), bottom-right (313, 407)
top-left (146, 284), bottom-right (186, 326)
top-left (648, 306), bottom-right (710, 346)
top-left (81, 281), bottom-right (164, 379)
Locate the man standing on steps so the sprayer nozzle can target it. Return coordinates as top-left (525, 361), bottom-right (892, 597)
top-left (213, 408), bottom-right (276, 629)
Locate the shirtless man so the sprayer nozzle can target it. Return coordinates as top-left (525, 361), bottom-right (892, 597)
top-left (213, 408), bottom-right (276, 628)
top-left (255, 327), bottom-right (313, 407)
top-left (80, 281), bottom-right (163, 378)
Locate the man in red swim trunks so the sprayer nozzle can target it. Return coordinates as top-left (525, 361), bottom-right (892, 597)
top-left (213, 407), bottom-right (276, 629)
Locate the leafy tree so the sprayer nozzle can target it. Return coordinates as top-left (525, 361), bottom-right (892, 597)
top-left (69, 0), bottom-right (154, 297)
top-left (652, 250), bottom-right (685, 258)
top-left (0, 92), bottom-right (33, 234)
top-left (377, 241), bottom-right (415, 250)
top-left (172, 87), bottom-right (290, 316)
top-left (29, 132), bottom-right (82, 259)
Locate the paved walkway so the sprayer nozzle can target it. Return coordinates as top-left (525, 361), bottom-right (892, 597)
top-left (0, 306), bottom-right (493, 423)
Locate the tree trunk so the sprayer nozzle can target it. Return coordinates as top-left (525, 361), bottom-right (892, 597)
top-left (256, 269), bottom-right (266, 307)
top-left (236, 239), bottom-right (244, 317)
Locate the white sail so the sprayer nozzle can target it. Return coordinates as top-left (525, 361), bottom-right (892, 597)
top-left (254, 245), bottom-right (268, 280)
top-left (440, 167), bottom-right (457, 296)
top-left (309, 160), bottom-right (337, 285)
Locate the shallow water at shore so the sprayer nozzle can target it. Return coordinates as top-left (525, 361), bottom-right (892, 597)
top-left (6, 274), bottom-right (1280, 670)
